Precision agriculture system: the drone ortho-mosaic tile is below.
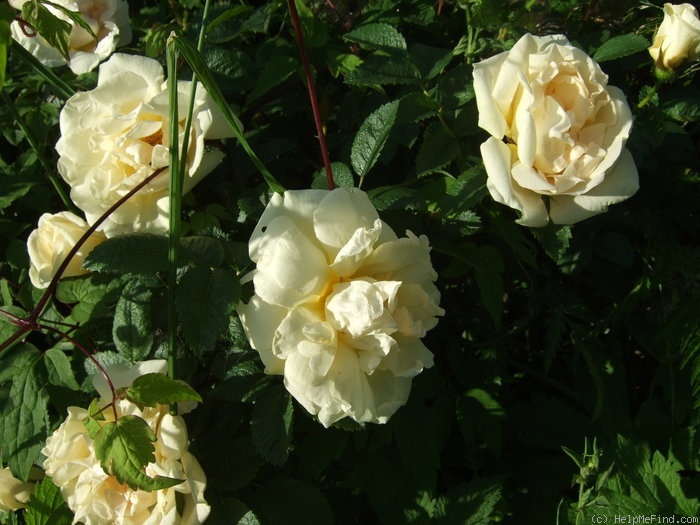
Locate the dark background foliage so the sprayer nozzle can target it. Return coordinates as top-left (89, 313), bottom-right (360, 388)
top-left (1, 0), bottom-right (699, 523)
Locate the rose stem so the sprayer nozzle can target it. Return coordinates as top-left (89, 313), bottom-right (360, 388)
top-left (40, 323), bottom-right (119, 420)
top-left (286, 0), bottom-right (335, 190)
top-left (0, 166), bottom-right (168, 356)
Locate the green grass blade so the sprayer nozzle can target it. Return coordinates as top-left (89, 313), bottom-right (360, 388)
top-left (171, 34), bottom-right (285, 193)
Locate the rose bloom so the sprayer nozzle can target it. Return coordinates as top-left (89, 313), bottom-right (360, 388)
top-left (56, 53), bottom-right (232, 238)
top-left (42, 360), bottom-right (210, 525)
top-left (238, 188), bottom-right (444, 427)
top-left (0, 467), bottom-right (35, 512)
top-left (648, 3), bottom-right (700, 71)
top-left (27, 211), bottom-right (107, 289)
top-left (473, 33), bottom-right (639, 227)
top-left (9, 0), bottom-right (132, 75)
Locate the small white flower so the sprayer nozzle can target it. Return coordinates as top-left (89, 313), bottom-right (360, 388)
top-left (56, 53), bottom-right (233, 237)
top-left (27, 211), bottom-right (107, 289)
top-left (42, 360), bottom-right (210, 525)
top-left (9, 0), bottom-right (132, 75)
top-left (238, 188), bottom-right (444, 427)
top-left (473, 33), bottom-right (639, 226)
top-left (648, 3), bottom-right (700, 71)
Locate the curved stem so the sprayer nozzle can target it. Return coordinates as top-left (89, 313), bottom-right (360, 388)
top-left (286, 0), bottom-right (334, 190)
top-left (30, 166), bottom-right (168, 323)
top-left (40, 323), bottom-right (118, 420)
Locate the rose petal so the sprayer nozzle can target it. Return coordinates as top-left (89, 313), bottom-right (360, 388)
top-left (237, 295), bottom-right (287, 375)
top-left (253, 215), bottom-right (331, 308)
top-left (481, 137), bottom-right (550, 227)
top-left (549, 148), bottom-right (639, 224)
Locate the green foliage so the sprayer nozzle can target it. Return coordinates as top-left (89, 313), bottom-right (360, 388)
top-left (24, 477), bottom-right (72, 525)
top-left (21, 1), bottom-right (71, 61)
top-left (592, 33), bottom-right (649, 62)
top-left (124, 373), bottom-right (202, 408)
top-left (1, 0), bottom-right (699, 523)
top-left (90, 414), bottom-right (183, 491)
top-left (351, 100), bottom-right (399, 182)
top-left (0, 344), bottom-right (49, 481)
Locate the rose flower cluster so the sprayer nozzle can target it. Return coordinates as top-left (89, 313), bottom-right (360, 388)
top-left (7, 1), bottom-right (698, 523)
top-left (42, 361), bottom-right (210, 525)
top-left (27, 52), bottom-right (231, 288)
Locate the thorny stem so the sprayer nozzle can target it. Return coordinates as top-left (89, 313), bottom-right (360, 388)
top-left (41, 323), bottom-right (119, 420)
top-left (0, 166), bottom-right (168, 356)
top-left (286, 0), bottom-right (335, 190)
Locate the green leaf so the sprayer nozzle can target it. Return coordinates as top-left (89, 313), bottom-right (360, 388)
top-left (0, 343), bottom-right (47, 481)
top-left (170, 34), bottom-right (284, 193)
top-left (531, 223), bottom-right (572, 264)
top-left (593, 33), bottom-right (649, 62)
top-left (113, 276), bottom-right (155, 361)
top-left (176, 267), bottom-right (240, 355)
top-left (416, 121), bottom-right (460, 177)
top-left (662, 97), bottom-right (700, 123)
top-left (55, 273), bottom-right (125, 325)
top-left (125, 373), bottom-right (202, 409)
top-left (24, 476), bottom-right (72, 525)
top-left (343, 23), bottom-right (407, 54)
top-left (311, 162), bottom-right (355, 189)
top-left (43, 348), bottom-right (80, 390)
top-left (250, 385), bottom-right (293, 466)
top-left (84, 234), bottom-right (170, 274)
top-left (22, 1), bottom-right (71, 61)
top-left (409, 43), bottom-right (453, 80)
top-left (180, 235), bottom-right (225, 267)
top-left (241, 477), bottom-right (333, 525)
top-left (344, 56), bottom-right (421, 86)
top-left (0, 306), bottom-right (27, 351)
top-left (456, 389), bottom-right (506, 456)
top-left (93, 415), bottom-right (182, 491)
top-left (351, 100), bottom-right (399, 181)
top-left (444, 477), bottom-right (505, 524)
top-left (0, 176), bottom-right (37, 210)
top-left (211, 355), bottom-right (276, 403)
top-left (248, 54), bottom-right (297, 103)
top-left (42, 0), bottom-right (97, 40)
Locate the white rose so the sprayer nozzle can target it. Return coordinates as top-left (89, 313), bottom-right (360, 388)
top-left (473, 33), bottom-right (639, 227)
top-left (42, 360), bottom-right (210, 525)
top-left (649, 3), bottom-right (700, 71)
top-left (9, 0), bottom-right (132, 75)
top-left (0, 467), bottom-right (34, 512)
top-left (238, 188), bottom-right (444, 427)
top-left (27, 211), bottom-right (107, 289)
top-left (56, 53), bottom-right (233, 238)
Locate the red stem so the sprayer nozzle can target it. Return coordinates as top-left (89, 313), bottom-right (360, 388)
top-left (30, 166), bottom-right (168, 323)
top-left (286, 0), bottom-right (335, 190)
top-left (0, 166), bottom-right (167, 355)
top-left (40, 323), bottom-right (119, 420)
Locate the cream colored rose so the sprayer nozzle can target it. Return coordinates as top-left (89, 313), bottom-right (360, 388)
top-left (0, 467), bottom-right (34, 512)
top-left (27, 211), bottom-right (107, 289)
top-left (9, 0), bottom-right (132, 75)
top-left (42, 360), bottom-right (210, 525)
top-left (473, 33), bottom-right (639, 227)
top-left (238, 188), bottom-right (444, 427)
top-left (649, 3), bottom-right (700, 71)
top-left (56, 53), bottom-right (233, 238)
